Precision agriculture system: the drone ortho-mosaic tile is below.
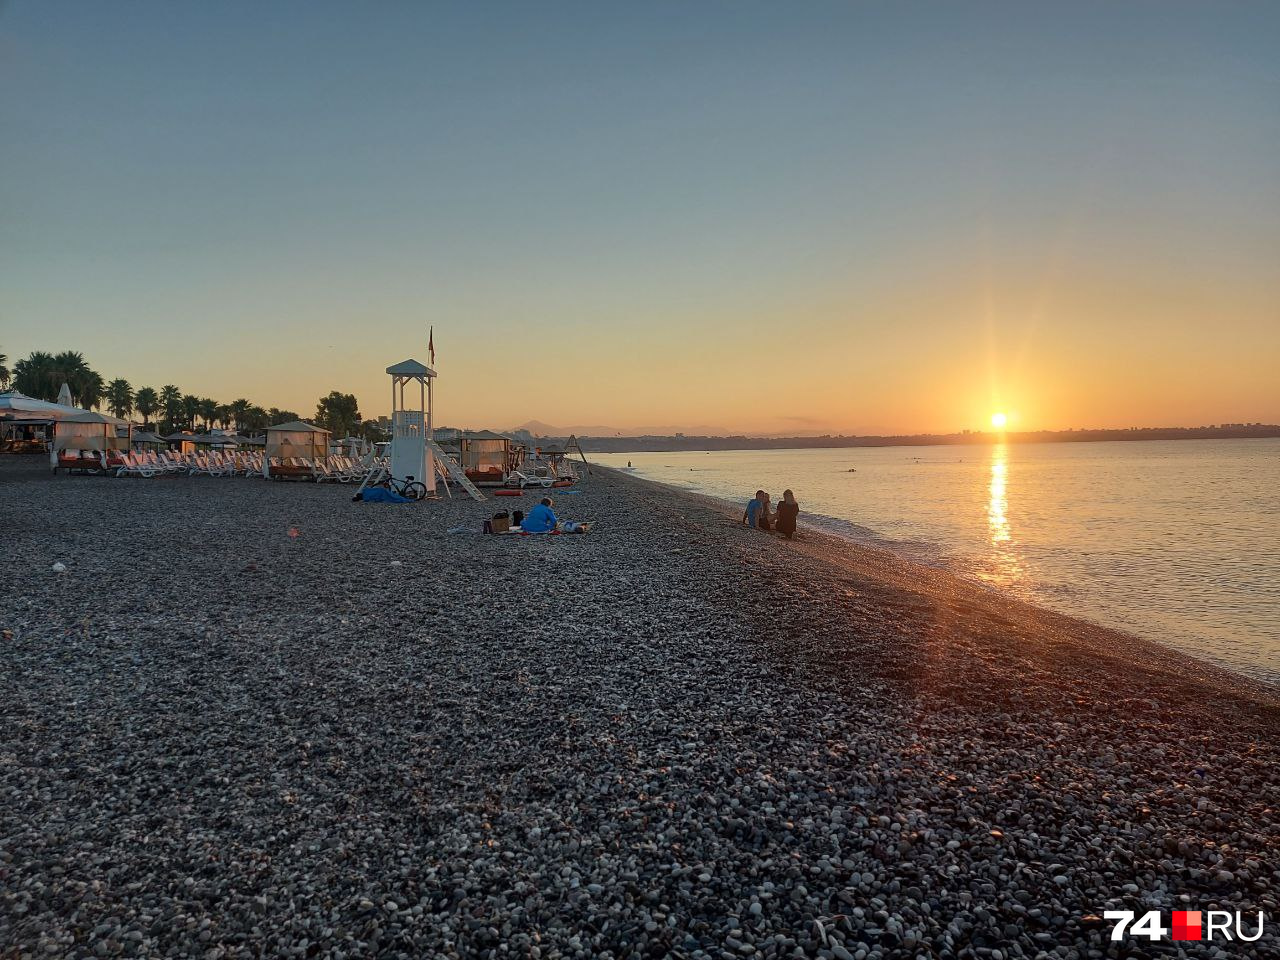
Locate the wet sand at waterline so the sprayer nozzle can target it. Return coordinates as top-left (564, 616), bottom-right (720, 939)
top-left (2, 456), bottom-right (1277, 958)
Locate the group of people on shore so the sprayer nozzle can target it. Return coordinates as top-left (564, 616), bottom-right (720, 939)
top-left (743, 489), bottom-right (799, 539)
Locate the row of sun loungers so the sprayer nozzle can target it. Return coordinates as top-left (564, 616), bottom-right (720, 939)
top-left (113, 450), bottom-right (266, 477)
top-left (56, 449), bottom-right (384, 482)
top-left (270, 456), bottom-right (377, 482)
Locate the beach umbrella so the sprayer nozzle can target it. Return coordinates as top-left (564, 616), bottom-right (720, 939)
top-left (0, 390), bottom-right (91, 421)
top-left (57, 383), bottom-right (73, 406)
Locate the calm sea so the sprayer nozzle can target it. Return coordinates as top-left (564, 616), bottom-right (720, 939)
top-left (595, 440), bottom-right (1280, 685)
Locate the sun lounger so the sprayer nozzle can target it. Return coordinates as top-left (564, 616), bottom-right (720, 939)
top-left (115, 452), bottom-right (157, 478)
top-left (267, 457), bottom-right (318, 480)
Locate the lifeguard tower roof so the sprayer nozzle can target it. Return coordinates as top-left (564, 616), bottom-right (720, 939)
top-left (386, 358), bottom-right (436, 377)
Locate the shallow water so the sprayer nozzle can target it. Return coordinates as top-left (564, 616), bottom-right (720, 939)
top-left (596, 439), bottom-right (1280, 685)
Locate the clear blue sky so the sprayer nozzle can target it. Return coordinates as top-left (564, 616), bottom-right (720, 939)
top-left (3, 1), bottom-right (1277, 433)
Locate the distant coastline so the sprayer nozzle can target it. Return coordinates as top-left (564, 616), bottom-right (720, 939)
top-left (571, 423), bottom-right (1280, 454)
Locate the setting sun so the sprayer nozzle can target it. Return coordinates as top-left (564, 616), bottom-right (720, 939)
top-left (991, 412), bottom-right (1008, 430)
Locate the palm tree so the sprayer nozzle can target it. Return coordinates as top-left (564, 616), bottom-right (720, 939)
top-left (181, 394), bottom-right (201, 430)
top-left (134, 387), bottom-right (159, 428)
top-left (50, 351), bottom-right (99, 406)
top-left (13, 351), bottom-right (58, 400)
top-left (0, 351), bottom-right (10, 389)
top-left (79, 371), bottom-right (105, 410)
top-left (228, 398), bottom-right (252, 433)
top-left (198, 397), bottom-right (218, 430)
top-left (160, 385), bottom-right (182, 430)
top-left (245, 405), bottom-right (268, 433)
top-left (105, 378), bottom-right (134, 419)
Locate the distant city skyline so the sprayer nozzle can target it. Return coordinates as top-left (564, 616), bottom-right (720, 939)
top-left (3, 2), bottom-right (1278, 435)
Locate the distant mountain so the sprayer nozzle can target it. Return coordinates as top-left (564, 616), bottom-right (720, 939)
top-left (514, 419), bottom-right (733, 438)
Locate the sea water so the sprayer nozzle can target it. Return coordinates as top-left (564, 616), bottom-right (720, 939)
top-left (595, 439), bottom-right (1280, 685)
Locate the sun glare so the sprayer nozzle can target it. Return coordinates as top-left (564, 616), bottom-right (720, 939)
top-left (990, 412), bottom-right (1008, 430)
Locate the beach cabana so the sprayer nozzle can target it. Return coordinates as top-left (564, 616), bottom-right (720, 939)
top-left (440, 430), bottom-right (515, 485)
top-left (264, 420), bottom-right (330, 478)
top-left (52, 411), bottom-right (132, 472)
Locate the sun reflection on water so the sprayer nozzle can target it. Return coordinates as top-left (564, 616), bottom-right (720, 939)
top-left (988, 445), bottom-right (1010, 543)
top-left (985, 443), bottom-right (1022, 586)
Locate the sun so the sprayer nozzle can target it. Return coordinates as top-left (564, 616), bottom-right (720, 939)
top-left (990, 412), bottom-right (1008, 430)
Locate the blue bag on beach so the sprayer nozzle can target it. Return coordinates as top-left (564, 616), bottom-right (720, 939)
top-left (360, 487), bottom-right (412, 504)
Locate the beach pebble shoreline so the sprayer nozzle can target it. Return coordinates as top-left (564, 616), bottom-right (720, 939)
top-left (1, 458), bottom-right (1277, 958)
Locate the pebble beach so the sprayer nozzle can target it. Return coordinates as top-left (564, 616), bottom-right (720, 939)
top-left (2, 457), bottom-right (1278, 959)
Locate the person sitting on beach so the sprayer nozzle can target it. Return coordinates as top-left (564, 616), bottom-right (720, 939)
top-left (743, 490), bottom-right (765, 528)
top-left (521, 497), bottom-right (558, 533)
top-left (775, 489), bottom-right (799, 539)
top-left (757, 492), bottom-right (773, 532)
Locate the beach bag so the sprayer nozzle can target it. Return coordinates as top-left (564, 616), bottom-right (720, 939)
top-left (490, 511), bottom-right (511, 534)
top-left (512, 509), bottom-right (525, 528)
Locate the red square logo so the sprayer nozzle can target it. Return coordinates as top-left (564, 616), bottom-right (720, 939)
top-left (1172, 911), bottom-right (1202, 941)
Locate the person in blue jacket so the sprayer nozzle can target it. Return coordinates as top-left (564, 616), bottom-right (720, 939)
top-left (521, 497), bottom-right (558, 533)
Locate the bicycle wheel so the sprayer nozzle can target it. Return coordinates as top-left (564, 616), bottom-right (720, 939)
top-left (403, 481), bottom-right (427, 501)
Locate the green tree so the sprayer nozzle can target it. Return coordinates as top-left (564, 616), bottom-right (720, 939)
top-left (267, 407), bottom-right (300, 425)
top-left (244, 405), bottom-right (269, 432)
top-left (105, 378), bottom-right (134, 419)
top-left (134, 387), bottom-right (159, 428)
top-left (160, 385), bottom-right (182, 430)
top-left (13, 351), bottom-right (58, 400)
top-left (227, 398), bottom-right (251, 432)
top-left (0, 351), bottom-right (9, 388)
top-left (315, 391), bottom-right (361, 438)
top-left (198, 397), bottom-right (218, 430)
top-left (79, 371), bottom-right (105, 410)
top-left (181, 394), bottom-right (201, 430)
top-left (51, 351), bottom-right (101, 407)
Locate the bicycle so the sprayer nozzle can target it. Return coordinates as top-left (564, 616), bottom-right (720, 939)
top-left (378, 473), bottom-right (428, 501)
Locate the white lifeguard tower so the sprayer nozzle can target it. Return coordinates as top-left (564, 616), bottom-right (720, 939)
top-left (386, 358), bottom-right (436, 495)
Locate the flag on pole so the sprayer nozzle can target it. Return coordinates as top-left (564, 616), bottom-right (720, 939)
top-left (429, 326), bottom-right (435, 366)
